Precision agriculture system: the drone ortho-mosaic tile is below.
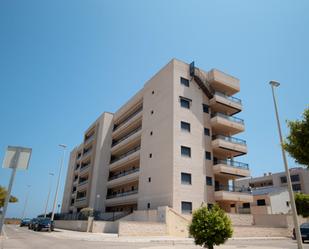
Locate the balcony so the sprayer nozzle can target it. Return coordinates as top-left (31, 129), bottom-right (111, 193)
top-left (107, 168), bottom-right (140, 187)
top-left (211, 113), bottom-right (245, 136)
top-left (84, 133), bottom-right (95, 146)
top-left (110, 146), bottom-right (140, 170)
top-left (212, 135), bottom-right (247, 158)
top-left (80, 164), bottom-right (91, 173)
top-left (208, 69), bottom-right (240, 95)
top-left (214, 185), bottom-right (253, 203)
top-left (82, 147), bottom-right (93, 159)
top-left (113, 106), bottom-right (143, 133)
top-left (210, 91), bottom-right (242, 115)
top-left (213, 159), bottom-right (250, 179)
top-left (111, 127), bottom-right (142, 153)
top-left (105, 190), bottom-right (138, 206)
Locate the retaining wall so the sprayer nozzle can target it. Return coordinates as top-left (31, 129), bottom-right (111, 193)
top-left (54, 220), bottom-right (88, 232)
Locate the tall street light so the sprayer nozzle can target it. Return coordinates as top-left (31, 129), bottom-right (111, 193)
top-left (51, 144), bottom-right (67, 221)
top-left (269, 81), bottom-right (303, 249)
top-left (44, 173), bottom-right (54, 218)
top-left (21, 185), bottom-right (31, 220)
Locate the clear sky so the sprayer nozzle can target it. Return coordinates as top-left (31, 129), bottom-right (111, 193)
top-left (0, 0), bottom-right (308, 218)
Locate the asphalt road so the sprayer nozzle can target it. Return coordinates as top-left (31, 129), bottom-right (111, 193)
top-left (1, 225), bottom-right (309, 249)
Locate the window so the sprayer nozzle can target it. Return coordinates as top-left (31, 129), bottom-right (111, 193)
top-left (149, 153), bottom-right (152, 158)
top-left (181, 121), bottom-right (190, 132)
top-left (181, 201), bottom-right (192, 214)
top-left (203, 104), bottom-right (209, 113)
top-left (151, 110), bottom-right (154, 115)
top-left (243, 203), bottom-right (250, 208)
top-left (180, 97), bottom-right (191, 109)
top-left (205, 151), bottom-right (211, 160)
top-left (147, 203), bottom-right (151, 209)
top-left (292, 184), bottom-right (301, 191)
top-left (286, 201), bottom-right (290, 207)
top-left (257, 199), bottom-right (266, 206)
top-left (204, 128), bottom-right (210, 136)
top-left (280, 176), bottom-right (287, 183)
top-left (230, 204), bottom-right (236, 208)
top-left (150, 131), bottom-right (153, 136)
top-left (152, 90), bottom-right (155, 94)
top-left (181, 146), bottom-right (191, 157)
top-left (180, 77), bottom-right (190, 87)
top-left (148, 177), bottom-right (151, 182)
top-left (291, 174), bottom-right (300, 182)
top-left (181, 173), bottom-right (192, 185)
top-left (206, 176), bottom-right (213, 186)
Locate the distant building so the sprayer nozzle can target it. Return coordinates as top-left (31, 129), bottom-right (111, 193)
top-left (250, 187), bottom-right (291, 215)
top-left (235, 167), bottom-right (309, 194)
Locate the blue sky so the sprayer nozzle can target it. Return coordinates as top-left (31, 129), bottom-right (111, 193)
top-left (0, 0), bottom-right (308, 218)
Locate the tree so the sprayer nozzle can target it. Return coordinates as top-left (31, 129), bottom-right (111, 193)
top-left (284, 107), bottom-right (309, 168)
top-left (189, 204), bottom-right (233, 249)
top-left (295, 193), bottom-right (309, 217)
top-left (0, 185), bottom-right (18, 208)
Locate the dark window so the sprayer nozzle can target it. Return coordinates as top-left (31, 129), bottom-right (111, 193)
top-left (180, 97), bottom-right (191, 109)
top-left (147, 203), bottom-right (150, 209)
top-left (181, 173), bottom-right (192, 185)
top-left (291, 174), bottom-right (300, 182)
top-left (230, 204), bottom-right (236, 208)
top-left (181, 146), bottom-right (191, 157)
top-left (243, 203), bottom-right (250, 208)
top-left (207, 203), bottom-right (213, 210)
top-left (149, 153), bottom-right (152, 158)
top-left (292, 184), bottom-right (301, 191)
top-left (181, 121), bottom-right (191, 132)
top-left (152, 90), bottom-right (155, 94)
top-left (148, 177), bottom-right (151, 182)
top-left (203, 104), bottom-right (209, 113)
top-left (206, 176), bottom-right (213, 186)
top-left (280, 176), bottom-right (287, 183)
top-left (150, 131), bottom-right (153, 136)
top-left (205, 151), bottom-right (211, 160)
top-left (151, 110), bottom-right (154, 115)
top-left (204, 128), bottom-right (210, 136)
top-left (180, 77), bottom-right (190, 87)
top-left (71, 199), bottom-right (74, 205)
top-left (181, 201), bottom-right (192, 214)
top-left (286, 201), bottom-right (290, 207)
top-left (257, 199), bottom-right (266, 206)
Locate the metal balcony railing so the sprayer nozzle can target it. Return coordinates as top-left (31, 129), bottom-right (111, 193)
top-left (112, 127), bottom-right (142, 147)
top-left (75, 197), bottom-right (86, 202)
top-left (214, 91), bottom-right (242, 104)
top-left (110, 146), bottom-right (140, 164)
top-left (212, 135), bottom-right (246, 145)
top-left (211, 112), bottom-right (244, 125)
top-left (80, 164), bottom-right (91, 172)
top-left (113, 106), bottom-right (143, 132)
top-left (215, 184), bottom-right (252, 193)
top-left (108, 168), bottom-right (140, 181)
top-left (78, 180), bottom-right (88, 187)
top-left (106, 189), bottom-right (138, 199)
top-left (213, 159), bottom-right (249, 170)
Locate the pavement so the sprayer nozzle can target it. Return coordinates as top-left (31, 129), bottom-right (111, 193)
top-left (1, 224), bottom-right (309, 249)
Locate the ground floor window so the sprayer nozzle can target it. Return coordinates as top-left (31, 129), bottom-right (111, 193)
top-left (181, 201), bottom-right (192, 214)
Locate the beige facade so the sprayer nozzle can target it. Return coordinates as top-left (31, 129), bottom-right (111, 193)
top-left (62, 59), bottom-right (251, 215)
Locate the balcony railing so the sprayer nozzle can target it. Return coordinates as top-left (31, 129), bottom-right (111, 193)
top-left (80, 164), bottom-right (91, 172)
top-left (108, 168), bottom-right (140, 181)
top-left (82, 147), bottom-right (92, 158)
top-left (211, 113), bottom-right (244, 125)
top-left (110, 146), bottom-right (140, 164)
top-left (215, 184), bottom-right (252, 193)
top-left (113, 106), bottom-right (143, 131)
top-left (106, 189), bottom-right (138, 199)
top-left (214, 91), bottom-right (242, 104)
top-left (78, 180), bottom-right (88, 186)
top-left (214, 159), bottom-right (249, 170)
top-left (112, 126), bottom-right (142, 147)
top-left (75, 197), bottom-right (86, 202)
top-left (212, 135), bottom-right (246, 145)
top-left (84, 133), bottom-right (95, 145)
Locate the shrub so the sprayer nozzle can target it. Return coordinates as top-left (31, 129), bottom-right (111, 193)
top-left (189, 204), bottom-right (233, 249)
top-left (295, 193), bottom-right (309, 217)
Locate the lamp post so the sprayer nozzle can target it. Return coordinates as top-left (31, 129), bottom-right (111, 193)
top-left (44, 173), bottom-right (54, 218)
top-left (51, 144), bottom-right (67, 221)
top-left (269, 81), bottom-right (303, 249)
top-left (21, 185), bottom-right (31, 220)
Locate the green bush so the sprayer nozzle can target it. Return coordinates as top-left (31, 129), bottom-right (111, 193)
top-left (80, 207), bottom-right (94, 217)
top-left (295, 193), bottom-right (309, 217)
top-left (189, 204), bottom-right (233, 249)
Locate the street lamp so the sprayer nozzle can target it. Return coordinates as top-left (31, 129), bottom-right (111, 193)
top-left (269, 81), bottom-right (303, 249)
top-left (51, 144), bottom-right (67, 221)
top-left (44, 173), bottom-right (54, 218)
top-left (21, 185), bottom-right (31, 220)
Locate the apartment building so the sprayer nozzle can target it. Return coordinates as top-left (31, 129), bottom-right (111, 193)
top-left (61, 59), bottom-right (252, 215)
top-left (235, 167), bottom-right (309, 194)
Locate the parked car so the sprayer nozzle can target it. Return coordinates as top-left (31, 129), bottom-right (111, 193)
top-left (20, 218), bottom-right (31, 227)
top-left (33, 218), bottom-right (54, 232)
top-left (293, 223), bottom-right (309, 243)
top-left (28, 218), bottom-right (39, 230)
